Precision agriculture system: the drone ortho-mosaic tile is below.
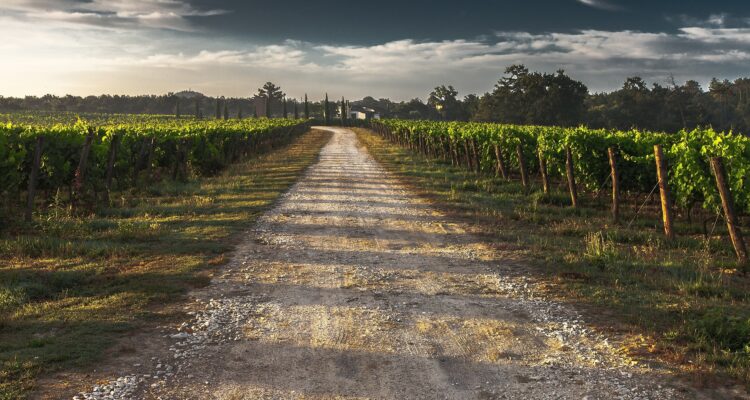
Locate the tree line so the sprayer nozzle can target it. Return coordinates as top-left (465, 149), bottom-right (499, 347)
top-left (0, 83), bottom-right (326, 120)
top-left (354, 65), bottom-right (750, 134)
top-left (2, 68), bottom-right (749, 133)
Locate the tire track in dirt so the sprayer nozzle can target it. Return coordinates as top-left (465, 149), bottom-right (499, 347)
top-left (77, 127), bottom-right (707, 400)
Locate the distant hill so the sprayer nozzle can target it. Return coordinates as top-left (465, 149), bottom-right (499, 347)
top-left (172, 90), bottom-right (204, 99)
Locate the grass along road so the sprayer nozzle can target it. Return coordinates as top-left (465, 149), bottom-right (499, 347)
top-left (72, 127), bottom-right (720, 399)
top-left (0, 129), bottom-right (332, 399)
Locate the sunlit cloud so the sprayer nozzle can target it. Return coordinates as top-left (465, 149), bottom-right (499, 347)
top-left (121, 45), bottom-right (315, 70)
top-left (678, 27), bottom-right (750, 44)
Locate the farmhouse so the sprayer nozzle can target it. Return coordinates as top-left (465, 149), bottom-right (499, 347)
top-left (348, 106), bottom-right (380, 120)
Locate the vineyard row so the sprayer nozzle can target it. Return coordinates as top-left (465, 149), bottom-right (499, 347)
top-left (0, 118), bottom-right (311, 222)
top-left (371, 120), bottom-right (749, 263)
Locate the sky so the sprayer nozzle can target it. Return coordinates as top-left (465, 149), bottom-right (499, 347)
top-left (1, 0), bottom-right (749, 100)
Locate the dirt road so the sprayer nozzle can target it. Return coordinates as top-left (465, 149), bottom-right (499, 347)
top-left (78, 127), bottom-right (697, 399)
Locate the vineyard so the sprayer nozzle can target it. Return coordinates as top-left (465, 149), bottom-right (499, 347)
top-left (7, 0), bottom-right (750, 394)
top-left (1, 115), bottom-right (750, 397)
top-left (0, 116), bottom-right (310, 223)
top-left (372, 120), bottom-right (750, 263)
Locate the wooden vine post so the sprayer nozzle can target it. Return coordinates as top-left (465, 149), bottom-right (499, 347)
top-left (710, 157), bottom-right (748, 264)
top-left (451, 139), bottom-right (459, 167)
top-left (133, 138), bottom-right (148, 183)
top-left (449, 139), bottom-right (457, 166)
top-left (181, 139), bottom-right (192, 181)
top-left (537, 148), bottom-right (550, 195)
top-left (565, 146), bottom-right (578, 208)
top-left (144, 137), bottom-right (156, 182)
top-left (172, 138), bottom-right (190, 182)
top-left (516, 144), bottom-right (529, 191)
top-left (654, 145), bottom-right (675, 240)
top-left (463, 140), bottom-right (472, 171)
top-left (104, 134), bottom-right (120, 202)
top-left (471, 139), bottom-right (480, 173)
top-left (438, 136), bottom-right (447, 161)
top-left (494, 145), bottom-right (508, 180)
top-left (608, 147), bottom-right (620, 223)
top-left (443, 137), bottom-right (450, 162)
top-left (25, 136), bottom-right (44, 222)
top-left (73, 129), bottom-right (96, 211)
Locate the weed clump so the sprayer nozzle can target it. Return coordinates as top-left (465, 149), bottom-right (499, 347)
top-left (583, 231), bottom-right (619, 270)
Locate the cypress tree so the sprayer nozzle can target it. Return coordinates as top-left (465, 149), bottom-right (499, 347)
top-left (223, 101), bottom-right (229, 120)
top-left (324, 93), bottom-right (330, 125)
top-left (304, 94), bottom-right (309, 119)
top-left (265, 96), bottom-right (271, 118)
top-left (294, 99), bottom-right (299, 119)
top-left (215, 98), bottom-right (221, 119)
top-left (341, 97), bottom-right (346, 126)
top-left (175, 99), bottom-right (180, 118)
top-left (282, 97), bottom-right (288, 118)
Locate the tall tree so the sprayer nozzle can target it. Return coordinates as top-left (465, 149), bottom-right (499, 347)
top-left (304, 94), bottom-right (310, 119)
top-left (223, 101), bottom-right (229, 120)
top-left (462, 94), bottom-right (480, 120)
top-left (175, 98), bottom-right (180, 118)
top-left (257, 82), bottom-right (284, 118)
top-left (341, 96), bottom-right (346, 126)
top-left (324, 93), bottom-right (330, 125)
top-left (475, 65), bottom-right (587, 126)
top-left (532, 69), bottom-right (588, 126)
top-left (215, 98), bottom-right (221, 119)
top-left (294, 99), bottom-right (299, 119)
top-left (710, 78), bottom-right (734, 130)
top-left (282, 97), bottom-right (288, 118)
top-left (428, 85), bottom-right (460, 120)
top-left (391, 98), bottom-right (431, 120)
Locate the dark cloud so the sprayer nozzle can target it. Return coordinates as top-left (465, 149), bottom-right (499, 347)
top-left (1, 0), bottom-right (749, 97)
top-left (188, 0), bottom-right (749, 44)
top-left (1, 0), bottom-right (227, 31)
